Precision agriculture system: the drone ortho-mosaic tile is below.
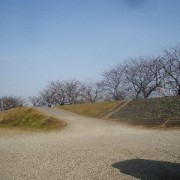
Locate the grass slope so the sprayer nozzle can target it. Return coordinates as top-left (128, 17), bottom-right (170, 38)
top-left (110, 96), bottom-right (180, 127)
top-left (0, 107), bottom-right (66, 131)
top-left (58, 101), bottom-right (122, 118)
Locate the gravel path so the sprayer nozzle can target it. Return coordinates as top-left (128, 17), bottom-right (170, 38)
top-left (0, 107), bottom-right (180, 180)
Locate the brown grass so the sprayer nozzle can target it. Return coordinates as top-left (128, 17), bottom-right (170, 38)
top-left (0, 107), bottom-right (66, 131)
top-left (58, 101), bottom-right (122, 118)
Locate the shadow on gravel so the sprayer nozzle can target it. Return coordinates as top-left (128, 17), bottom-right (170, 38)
top-left (112, 159), bottom-right (180, 180)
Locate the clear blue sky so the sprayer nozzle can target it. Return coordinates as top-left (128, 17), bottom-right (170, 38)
top-left (0, 0), bottom-right (180, 98)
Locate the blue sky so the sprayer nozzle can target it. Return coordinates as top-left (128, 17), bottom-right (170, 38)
top-left (0, 0), bottom-right (180, 97)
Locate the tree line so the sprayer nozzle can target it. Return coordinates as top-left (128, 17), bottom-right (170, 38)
top-left (0, 45), bottom-right (180, 109)
top-left (29, 45), bottom-right (180, 107)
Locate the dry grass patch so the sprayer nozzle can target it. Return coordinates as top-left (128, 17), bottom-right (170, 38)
top-left (0, 107), bottom-right (66, 131)
top-left (58, 101), bottom-right (122, 118)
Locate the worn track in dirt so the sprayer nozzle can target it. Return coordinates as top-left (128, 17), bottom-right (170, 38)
top-left (0, 108), bottom-right (180, 179)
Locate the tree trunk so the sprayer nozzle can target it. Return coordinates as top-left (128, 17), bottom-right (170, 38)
top-left (177, 86), bottom-right (180, 96)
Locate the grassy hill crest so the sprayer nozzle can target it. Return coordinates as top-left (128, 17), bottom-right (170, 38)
top-left (0, 107), bottom-right (66, 131)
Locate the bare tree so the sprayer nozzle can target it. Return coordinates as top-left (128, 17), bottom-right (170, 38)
top-left (65, 79), bottom-right (81, 104)
top-left (0, 96), bottom-right (25, 110)
top-left (29, 79), bottom-right (81, 107)
top-left (124, 57), bottom-right (164, 99)
top-left (29, 95), bottom-right (45, 107)
top-left (80, 81), bottom-right (103, 103)
top-left (162, 46), bottom-right (180, 96)
top-left (48, 80), bottom-right (67, 105)
top-left (39, 87), bottom-right (55, 107)
top-left (101, 64), bottom-right (128, 100)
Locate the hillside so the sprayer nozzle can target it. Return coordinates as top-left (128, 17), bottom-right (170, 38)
top-left (58, 101), bottom-right (124, 118)
top-left (58, 96), bottom-right (180, 128)
top-left (110, 96), bottom-right (180, 127)
top-left (0, 107), bottom-right (66, 131)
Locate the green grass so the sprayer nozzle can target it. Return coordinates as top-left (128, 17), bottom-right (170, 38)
top-left (110, 96), bottom-right (180, 127)
top-left (58, 101), bottom-right (122, 118)
top-left (0, 107), bottom-right (66, 131)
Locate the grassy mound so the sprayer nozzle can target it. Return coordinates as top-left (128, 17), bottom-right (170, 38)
top-left (110, 96), bottom-right (180, 127)
top-left (58, 101), bottom-right (122, 118)
top-left (0, 107), bottom-right (66, 131)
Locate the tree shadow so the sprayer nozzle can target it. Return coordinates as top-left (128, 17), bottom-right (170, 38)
top-left (112, 159), bottom-right (180, 180)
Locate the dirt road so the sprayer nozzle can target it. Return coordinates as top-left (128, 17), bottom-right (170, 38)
top-left (0, 108), bottom-right (180, 179)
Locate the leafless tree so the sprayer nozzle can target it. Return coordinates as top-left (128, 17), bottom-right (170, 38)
top-left (65, 79), bottom-right (81, 104)
top-left (0, 96), bottom-right (25, 110)
top-left (101, 64), bottom-right (128, 100)
top-left (162, 46), bottom-right (180, 96)
top-left (28, 95), bottom-right (45, 107)
top-left (47, 80), bottom-right (67, 105)
top-left (124, 56), bottom-right (164, 99)
top-left (29, 82), bottom-right (55, 107)
top-left (40, 91), bottom-right (52, 107)
top-left (29, 79), bottom-right (81, 106)
top-left (80, 81), bottom-right (103, 103)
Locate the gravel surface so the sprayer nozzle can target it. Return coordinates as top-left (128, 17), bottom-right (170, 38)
top-left (0, 107), bottom-right (180, 180)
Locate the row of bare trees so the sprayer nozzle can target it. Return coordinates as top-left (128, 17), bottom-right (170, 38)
top-left (101, 46), bottom-right (180, 99)
top-left (101, 57), bottom-right (164, 100)
top-left (29, 80), bottom-right (103, 107)
top-left (1, 45), bottom-right (178, 110)
top-left (28, 45), bottom-right (180, 106)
